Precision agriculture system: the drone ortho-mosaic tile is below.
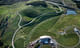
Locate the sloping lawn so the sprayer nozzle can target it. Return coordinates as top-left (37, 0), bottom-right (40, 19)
top-left (30, 16), bottom-right (59, 41)
top-left (49, 15), bottom-right (80, 47)
top-left (15, 38), bottom-right (25, 48)
top-left (29, 15), bottom-right (80, 47)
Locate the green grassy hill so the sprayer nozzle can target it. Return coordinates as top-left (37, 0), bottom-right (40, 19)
top-left (0, 0), bottom-right (80, 48)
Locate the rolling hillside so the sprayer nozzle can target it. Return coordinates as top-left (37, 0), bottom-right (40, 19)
top-left (0, 0), bottom-right (80, 48)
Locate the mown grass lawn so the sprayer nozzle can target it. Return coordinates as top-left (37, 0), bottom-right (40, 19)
top-left (29, 14), bottom-right (80, 47)
top-left (15, 38), bottom-right (25, 48)
top-left (0, 1), bottom-right (30, 48)
top-left (56, 34), bottom-right (79, 46)
top-left (34, 43), bottom-right (52, 48)
top-left (1, 0), bottom-right (80, 48)
top-left (29, 16), bottom-right (59, 41)
top-left (49, 15), bottom-right (80, 47)
top-left (75, 44), bottom-right (80, 48)
top-left (14, 1), bottom-right (61, 48)
top-left (41, 45), bottom-right (52, 48)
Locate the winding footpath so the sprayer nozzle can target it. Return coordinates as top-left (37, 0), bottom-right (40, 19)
top-left (11, 12), bottom-right (57, 48)
top-left (56, 26), bottom-right (80, 48)
top-left (11, 1), bottom-right (63, 48)
top-left (46, 1), bottom-right (63, 12)
top-left (26, 17), bottom-right (59, 48)
top-left (11, 13), bottom-right (39, 48)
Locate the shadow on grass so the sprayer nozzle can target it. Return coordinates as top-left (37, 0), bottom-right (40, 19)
top-left (23, 12), bottom-right (63, 27)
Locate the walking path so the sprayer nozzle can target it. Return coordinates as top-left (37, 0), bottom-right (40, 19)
top-left (25, 17), bottom-right (59, 47)
top-left (27, 36), bottom-right (58, 48)
top-left (11, 12), bottom-right (48, 48)
top-left (12, 12), bottom-right (58, 48)
top-left (57, 26), bottom-right (80, 48)
top-left (11, 1), bottom-right (63, 48)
